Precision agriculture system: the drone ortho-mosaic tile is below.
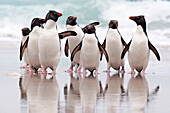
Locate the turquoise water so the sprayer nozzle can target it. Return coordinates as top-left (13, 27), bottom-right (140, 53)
top-left (0, 0), bottom-right (170, 46)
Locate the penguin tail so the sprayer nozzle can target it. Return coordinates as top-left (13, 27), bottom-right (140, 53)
top-left (136, 69), bottom-right (142, 73)
top-left (89, 70), bottom-right (94, 74)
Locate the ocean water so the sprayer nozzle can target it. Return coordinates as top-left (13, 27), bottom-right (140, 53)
top-left (0, 0), bottom-right (170, 46)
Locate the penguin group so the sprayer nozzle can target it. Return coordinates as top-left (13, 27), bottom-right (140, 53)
top-left (20, 10), bottom-right (161, 77)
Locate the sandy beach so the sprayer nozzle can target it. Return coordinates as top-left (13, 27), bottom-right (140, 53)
top-left (0, 45), bottom-right (170, 113)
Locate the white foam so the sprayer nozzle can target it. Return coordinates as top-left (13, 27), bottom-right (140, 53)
top-left (0, 1), bottom-right (170, 47)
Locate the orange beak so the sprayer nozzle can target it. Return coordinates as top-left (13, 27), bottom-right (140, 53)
top-left (57, 13), bottom-right (63, 16)
top-left (114, 21), bottom-right (117, 24)
top-left (129, 16), bottom-right (136, 20)
top-left (74, 17), bottom-right (77, 20)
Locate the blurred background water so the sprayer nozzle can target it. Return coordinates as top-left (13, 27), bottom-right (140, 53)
top-left (0, 0), bottom-right (170, 46)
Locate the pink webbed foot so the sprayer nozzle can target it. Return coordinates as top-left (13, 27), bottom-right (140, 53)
top-left (20, 64), bottom-right (28, 69)
top-left (29, 66), bottom-right (34, 73)
top-left (121, 66), bottom-right (125, 74)
top-left (103, 67), bottom-right (111, 72)
top-left (141, 69), bottom-right (145, 78)
top-left (128, 69), bottom-right (135, 77)
top-left (65, 65), bottom-right (73, 73)
top-left (41, 68), bottom-right (47, 74)
top-left (69, 72), bottom-right (73, 77)
top-left (82, 68), bottom-right (87, 77)
top-left (52, 69), bottom-right (56, 77)
top-left (94, 69), bottom-right (99, 77)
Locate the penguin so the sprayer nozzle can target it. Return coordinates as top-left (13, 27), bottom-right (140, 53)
top-left (102, 20), bottom-right (126, 72)
top-left (19, 27), bottom-right (31, 68)
top-left (71, 23), bottom-right (109, 74)
top-left (65, 16), bottom-right (84, 73)
top-left (38, 10), bottom-right (77, 75)
top-left (121, 15), bottom-right (160, 75)
top-left (20, 18), bottom-right (46, 72)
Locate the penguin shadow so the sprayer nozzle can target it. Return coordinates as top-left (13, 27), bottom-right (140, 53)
top-left (103, 72), bottom-right (124, 113)
top-left (19, 71), bottom-right (59, 113)
top-left (79, 73), bottom-right (102, 113)
top-left (37, 74), bottom-right (59, 113)
top-left (127, 74), bottom-right (149, 113)
top-left (64, 72), bottom-right (81, 113)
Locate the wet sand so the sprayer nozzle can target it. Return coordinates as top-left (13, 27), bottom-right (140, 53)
top-left (0, 45), bottom-right (170, 113)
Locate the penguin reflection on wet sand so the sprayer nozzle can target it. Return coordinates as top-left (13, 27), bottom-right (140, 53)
top-left (103, 73), bottom-right (124, 113)
top-left (71, 23), bottom-right (109, 75)
top-left (37, 74), bottom-right (59, 113)
top-left (127, 74), bottom-right (148, 113)
top-left (19, 27), bottom-right (31, 68)
top-left (65, 73), bottom-right (81, 113)
top-left (79, 74), bottom-right (102, 113)
top-left (121, 15), bottom-right (160, 76)
top-left (19, 18), bottom-right (46, 73)
top-left (38, 10), bottom-right (77, 76)
top-left (25, 73), bottom-right (41, 113)
top-left (65, 16), bottom-right (84, 73)
top-left (102, 20), bottom-right (126, 73)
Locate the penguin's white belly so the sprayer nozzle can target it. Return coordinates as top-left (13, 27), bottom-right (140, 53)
top-left (67, 25), bottom-right (84, 66)
top-left (80, 38), bottom-right (100, 71)
top-left (27, 33), bottom-right (41, 68)
top-left (106, 34), bottom-right (124, 70)
top-left (128, 34), bottom-right (150, 71)
top-left (39, 30), bottom-right (60, 69)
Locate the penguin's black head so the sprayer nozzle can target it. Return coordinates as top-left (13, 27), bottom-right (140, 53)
top-left (83, 25), bottom-right (96, 34)
top-left (45, 10), bottom-right (62, 22)
top-left (21, 27), bottom-right (31, 36)
top-left (66, 16), bottom-right (77, 26)
top-left (31, 18), bottom-right (46, 30)
top-left (109, 20), bottom-right (118, 29)
top-left (129, 15), bottom-right (146, 26)
top-left (129, 15), bottom-right (147, 36)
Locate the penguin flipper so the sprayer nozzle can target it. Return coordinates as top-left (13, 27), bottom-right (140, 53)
top-left (117, 30), bottom-right (127, 46)
top-left (71, 41), bottom-right (82, 61)
top-left (148, 40), bottom-right (160, 61)
top-left (19, 42), bottom-right (23, 61)
top-left (121, 40), bottom-right (132, 59)
top-left (20, 37), bottom-right (29, 61)
top-left (59, 31), bottom-right (77, 39)
top-left (100, 39), bottom-right (106, 61)
top-left (90, 22), bottom-right (100, 26)
top-left (121, 37), bottom-right (127, 46)
top-left (64, 39), bottom-right (69, 57)
top-left (98, 42), bottom-right (109, 62)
